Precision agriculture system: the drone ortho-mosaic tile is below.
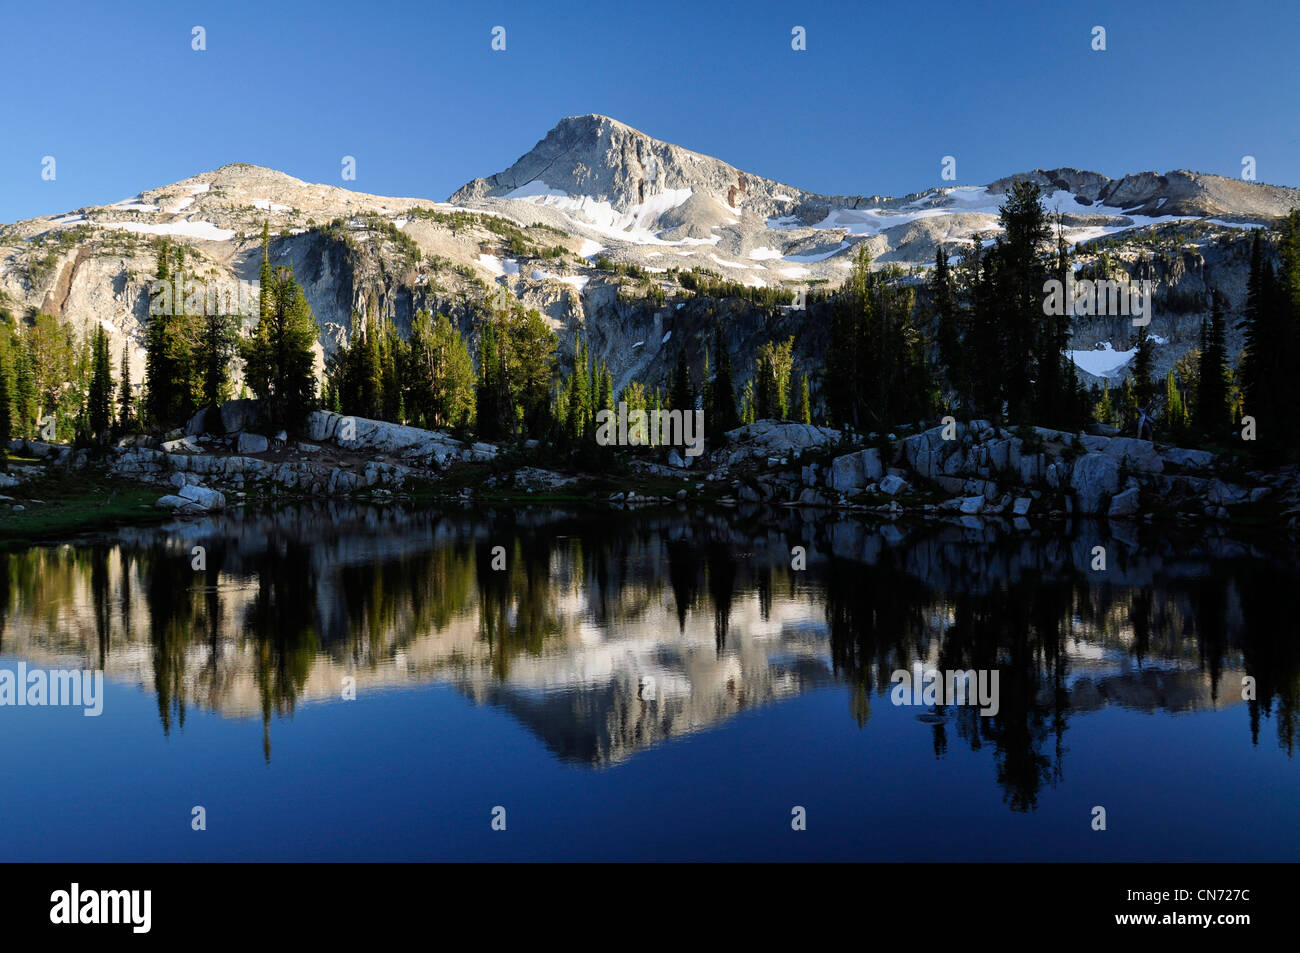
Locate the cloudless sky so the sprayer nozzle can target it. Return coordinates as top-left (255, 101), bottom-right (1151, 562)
top-left (0, 0), bottom-right (1295, 221)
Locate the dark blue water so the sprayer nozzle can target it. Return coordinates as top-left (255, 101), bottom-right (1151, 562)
top-left (1, 504), bottom-right (1296, 860)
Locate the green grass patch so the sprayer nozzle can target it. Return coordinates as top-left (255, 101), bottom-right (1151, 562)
top-left (0, 468), bottom-right (168, 548)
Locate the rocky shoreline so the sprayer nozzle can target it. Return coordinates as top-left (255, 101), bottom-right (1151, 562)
top-left (4, 402), bottom-right (1299, 530)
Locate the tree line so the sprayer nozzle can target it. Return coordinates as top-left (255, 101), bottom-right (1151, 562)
top-left (10, 193), bottom-right (1294, 463)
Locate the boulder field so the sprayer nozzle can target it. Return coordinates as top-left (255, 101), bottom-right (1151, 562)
top-left (4, 407), bottom-right (1293, 524)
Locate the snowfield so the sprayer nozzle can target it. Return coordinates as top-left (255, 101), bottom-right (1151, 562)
top-left (784, 242), bottom-right (849, 263)
top-left (1067, 342), bottom-right (1138, 377)
top-left (99, 220), bottom-right (235, 241)
top-left (506, 179), bottom-right (694, 244)
top-left (477, 254), bottom-right (519, 277)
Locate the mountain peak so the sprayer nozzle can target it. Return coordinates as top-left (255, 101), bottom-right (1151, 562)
top-left (448, 113), bottom-right (801, 217)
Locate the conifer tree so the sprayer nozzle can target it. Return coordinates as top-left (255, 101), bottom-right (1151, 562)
top-left (1161, 369), bottom-right (1186, 436)
top-left (1239, 228), bottom-right (1276, 436)
top-left (1196, 294), bottom-right (1230, 439)
top-left (670, 346), bottom-right (694, 413)
top-left (566, 338), bottom-right (590, 440)
top-left (740, 379), bottom-right (755, 425)
top-left (241, 231), bottom-right (320, 431)
top-left (797, 372), bottom-right (812, 424)
top-left (1132, 326), bottom-right (1156, 411)
top-left (14, 333), bottom-right (34, 439)
top-left (1272, 210), bottom-right (1300, 446)
top-left (709, 323), bottom-right (738, 439)
top-left (87, 325), bottom-right (113, 445)
top-left (1095, 378), bottom-right (1115, 425)
top-left (931, 245), bottom-right (963, 399)
top-left (428, 312), bottom-right (475, 429)
top-left (596, 361), bottom-right (613, 418)
top-left (117, 347), bottom-right (133, 431)
top-left (0, 348), bottom-right (10, 459)
top-left (144, 239), bottom-right (173, 426)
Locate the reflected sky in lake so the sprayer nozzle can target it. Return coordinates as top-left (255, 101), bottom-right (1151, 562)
top-left (1, 503), bottom-right (1297, 860)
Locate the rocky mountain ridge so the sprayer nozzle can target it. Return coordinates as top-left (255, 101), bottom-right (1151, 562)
top-left (1, 114), bottom-right (1297, 400)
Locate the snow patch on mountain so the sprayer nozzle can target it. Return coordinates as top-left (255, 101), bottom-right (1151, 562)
top-left (502, 180), bottom-right (695, 244)
top-left (1068, 342), bottom-right (1137, 377)
top-left (99, 220), bottom-right (234, 241)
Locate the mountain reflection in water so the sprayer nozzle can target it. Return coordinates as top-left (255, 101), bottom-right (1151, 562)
top-left (2, 502), bottom-right (1297, 818)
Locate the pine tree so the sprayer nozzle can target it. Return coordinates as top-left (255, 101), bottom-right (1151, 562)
top-left (0, 348), bottom-right (10, 460)
top-left (360, 312), bottom-right (383, 419)
top-left (1118, 376), bottom-right (1137, 432)
top-left (1196, 294), bottom-right (1230, 439)
top-left (1239, 228), bottom-right (1273, 433)
top-left (476, 321), bottom-right (505, 439)
top-left (797, 372), bottom-right (812, 424)
top-left (1095, 378), bottom-right (1115, 425)
top-left (596, 361), bottom-right (613, 417)
top-left (1132, 326), bottom-right (1157, 411)
top-left (428, 312), bottom-right (475, 429)
top-left (1274, 210), bottom-right (1300, 447)
top-left (740, 379), bottom-right (755, 425)
top-left (241, 231), bottom-right (320, 431)
top-left (117, 348), bottom-right (134, 431)
top-left (87, 325), bottom-right (113, 445)
top-left (754, 337), bottom-right (795, 420)
top-left (709, 323), bottom-right (738, 440)
top-left (1161, 369), bottom-right (1186, 436)
top-left (931, 245), bottom-right (963, 400)
top-left (144, 239), bottom-right (173, 426)
top-left (506, 304), bottom-right (557, 438)
top-left (198, 307), bottom-right (238, 424)
top-left (994, 180), bottom-right (1053, 422)
top-left (14, 334), bottom-right (34, 439)
top-left (670, 346), bottom-right (694, 412)
top-left (379, 315), bottom-right (403, 422)
top-left (566, 338), bottom-right (590, 440)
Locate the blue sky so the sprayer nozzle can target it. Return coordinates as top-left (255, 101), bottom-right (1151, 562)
top-left (1, 0), bottom-right (1295, 221)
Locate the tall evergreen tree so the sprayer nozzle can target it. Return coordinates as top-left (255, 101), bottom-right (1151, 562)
top-left (117, 347), bottom-right (134, 431)
top-left (1132, 325), bottom-right (1157, 411)
top-left (670, 345), bottom-right (694, 413)
top-left (708, 323), bottom-right (738, 439)
top-left (1161, 369), bottom-right (1187, 436)
top-left (1196, 293), bottom-right (1230, 439)
top-left (565, 338), bottom-right (591, 440)
top-left (596, 361), bottom-right (613, 418)
top-left (14, 333), bottom-right (35, 438)
top-left (796, 372), bottom-right (812, 424)
top-left (475, 320), bottom-right (508, 440)
top-left (993, 180), bottom-right (1053, 422)
top-left (241, 231), bottom-right (320, 431)
top-left (739, 379), bottom-right (755, 425)
top-left (429, 312), bottom-right (476, 429)
top-left (144, 239), bottom-right (173, 426)
top-left (87, 325), bottom-right (113, 445)
top-left (0, 347), bottom-right (10, 459)
top-left (1273, 210), bottom-right (1300, 447)
top-left (930, 245), bottom-right (963, 402)
top-left (754, 337), bottom-right (794, 420)
top-left (198, 306), bottom-right (238, 425)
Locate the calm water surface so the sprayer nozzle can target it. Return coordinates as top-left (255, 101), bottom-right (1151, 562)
top-left (1, 503), bottom-right (1297, 861)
